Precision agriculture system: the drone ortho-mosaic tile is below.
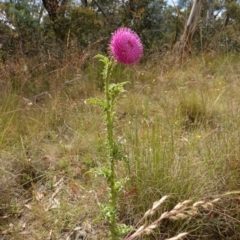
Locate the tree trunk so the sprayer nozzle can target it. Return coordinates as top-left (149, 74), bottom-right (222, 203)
top-left (42, 0), bottom-right (69, 22)
top-left (92, 0), bottom-right (110, 21)
top-left (42, 0), bottom-right (69, 41)
top-left (206, 0), bottom-right (214, 26)
top-left (177, 0), bottom-right (203, 60)
top-left (81, 0), bottom-right (88, 7)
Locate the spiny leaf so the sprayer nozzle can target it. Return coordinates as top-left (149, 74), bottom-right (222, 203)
top-left (89, 167), bottom-right (111, 181)
top-left (86, 98), bottom-right (107, 109)
top-left (94, 54), bottom-right (109, 63)
top-left (109, 82), bottom-right (130, 100)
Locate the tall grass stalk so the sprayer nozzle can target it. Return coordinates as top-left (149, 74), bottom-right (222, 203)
top-left (0, 94), bottom-right (19, 149)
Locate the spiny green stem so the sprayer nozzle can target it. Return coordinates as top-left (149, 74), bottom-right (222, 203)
top-left (105, 64), bottom-right (118, 239)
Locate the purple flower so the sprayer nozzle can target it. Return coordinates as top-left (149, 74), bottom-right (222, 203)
top-left (110, 27), bottom-right (143, 65)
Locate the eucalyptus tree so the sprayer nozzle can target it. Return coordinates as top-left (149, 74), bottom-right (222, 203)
top-left (175, 0), bottom-right (240, 57)
top-left (177, 0), bottom-right (203, 57)
top-left (42, 0), bottom-right (69, 22)
top-left (206, 0), bottom-right (214, 25)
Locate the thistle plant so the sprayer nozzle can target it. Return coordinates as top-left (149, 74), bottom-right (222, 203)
top-left (87, 27), bottom-right (143, 240)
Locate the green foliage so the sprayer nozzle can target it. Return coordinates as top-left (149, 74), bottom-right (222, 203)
top-left (119, 0), bottom-right (178, 50)
top-left (225, 0), bottom-right (240, 24)
top-left (0, 1), bottom-right (43, 56)
top-left (71, 7), bottom-right (101, 46)
top-left (52, 7), bottom-right (101, 46)
top-left (3, 0), bottom-right (240, 61)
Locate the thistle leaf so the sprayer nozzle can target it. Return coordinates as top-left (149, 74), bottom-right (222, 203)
top-left (86, 98), bottom-right (107, 109)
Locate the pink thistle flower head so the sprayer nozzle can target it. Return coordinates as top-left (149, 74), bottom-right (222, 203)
top-left (110, 27), bottom-right (143, 65)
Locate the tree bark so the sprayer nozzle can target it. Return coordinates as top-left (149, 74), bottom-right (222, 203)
top-left (92, 0), bottom-right (110, 21)
top-left (177, 0), bottom-right (203, 59)
top-left (42, 0), bottom-right (58, 21)
top-left (42, 0), bottom-right (69, 41)
top-left (81, 0), bottom-right (88, 7)
top-left (206, 0), bottom-right (214, 26)
top-left (42, 0), bottom-right (69, 22)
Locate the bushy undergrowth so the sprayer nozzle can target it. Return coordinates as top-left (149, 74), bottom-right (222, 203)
top-left (1, 53), bottom-right (240, 239)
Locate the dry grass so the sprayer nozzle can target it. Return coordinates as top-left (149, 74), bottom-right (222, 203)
top-left (1, 52), bottom-right (240, 239)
